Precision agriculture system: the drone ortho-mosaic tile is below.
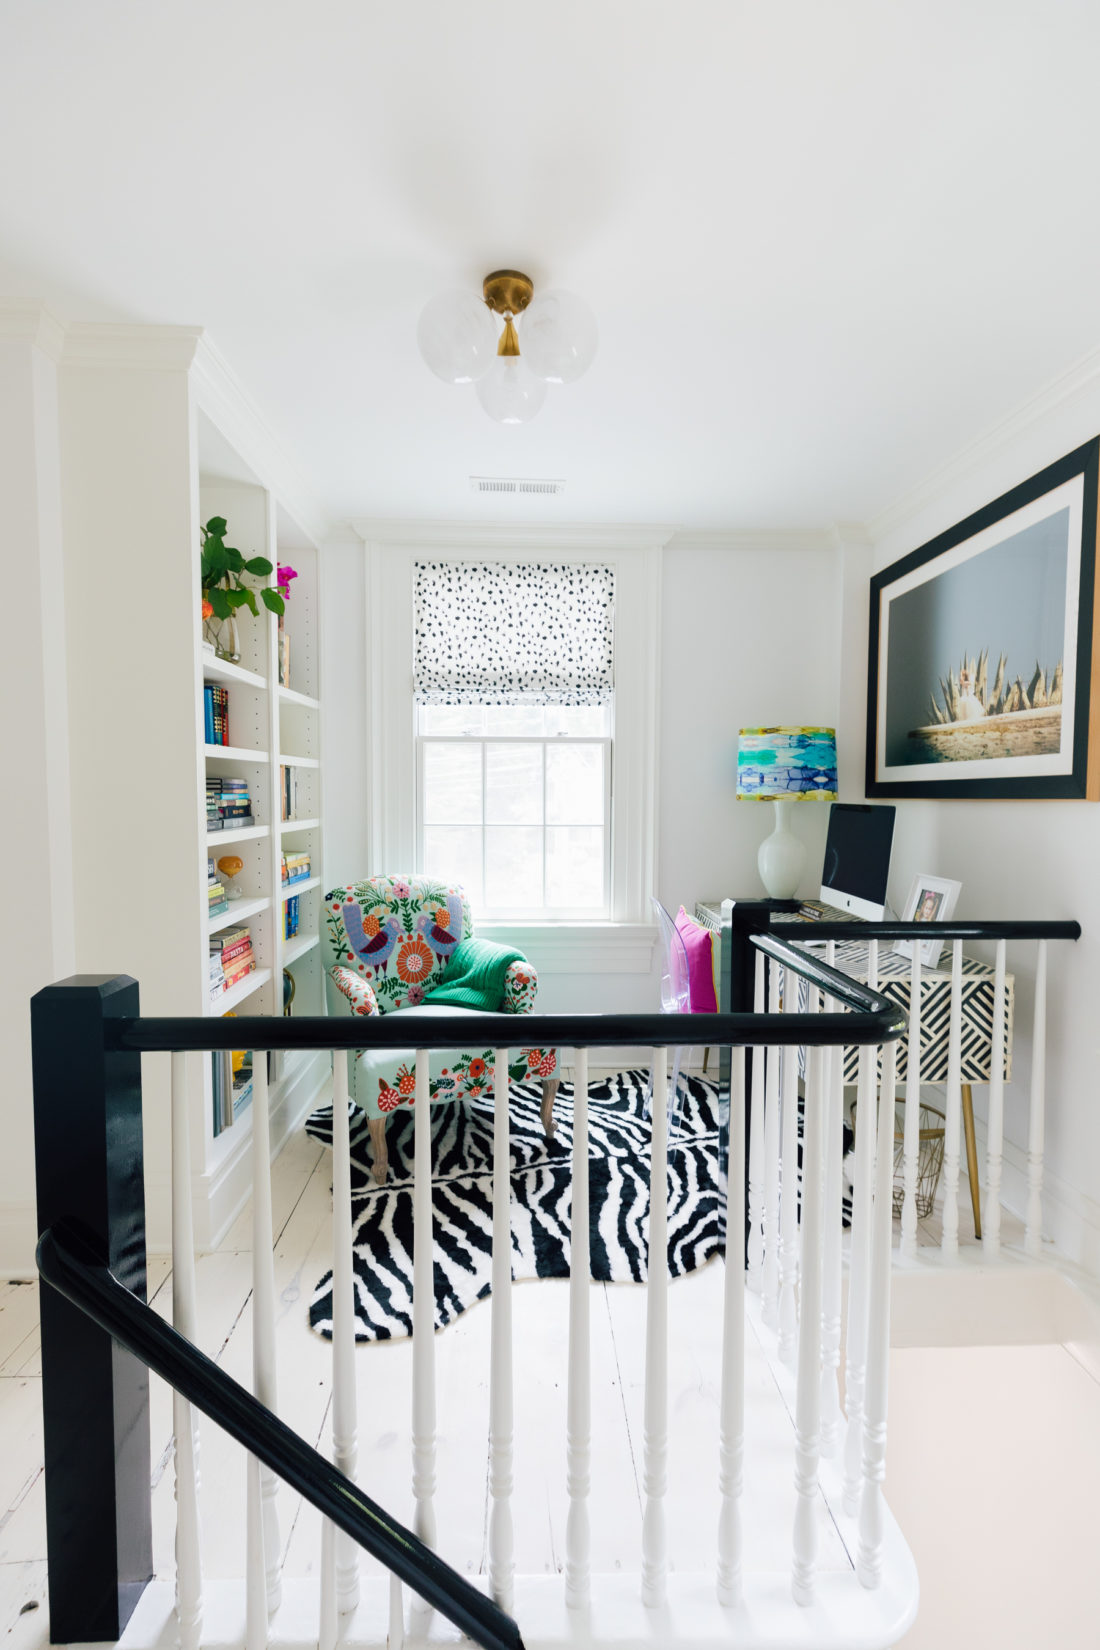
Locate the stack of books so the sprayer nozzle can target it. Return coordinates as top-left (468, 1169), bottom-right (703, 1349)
top-left (283, 895), bottom-right (300, 940)
top-left (206, 775), bottom-right (254, 831)
top-left (208, 855), bottom-right (229, 919)
top-left (209, 925), bottom-right (255, 1000)
top-left (203, 683), bottom-right (229, 745)
top-left (211, 1023), bottom-right (254, 1135)
top-left (279, 764), bottom-right (300, 821)
top-left (281, 850), bottom-right (311, 885)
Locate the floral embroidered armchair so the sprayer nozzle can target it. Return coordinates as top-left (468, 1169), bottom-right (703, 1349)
top-left (321, 875), bottom-right (559, 1182)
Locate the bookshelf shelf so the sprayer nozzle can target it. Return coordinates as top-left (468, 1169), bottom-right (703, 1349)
top-left (205, 743), bottom-right (271, 762)
top-left (209, 894), bottom-right (271, 934)
top-left (277, 752), bottom-right (320, 769)
top-left (207, 823), bottom-right (270, 846)
top-left (283, 933), bottom-right (319, 966)
top-left (280, 876), bottom-right (320, 901)
top-left (279, 817), bottom-right (320, 834)
top-left (202, 656), bottom-right (268, 690)
top-left (278, 685), bottom-right (320, 711)
top-left (210, 966), bottom-right (273, 1015)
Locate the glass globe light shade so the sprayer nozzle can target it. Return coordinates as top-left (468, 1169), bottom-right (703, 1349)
top-left (475, 354), bottom-right (548, 424)
top-left (417, 289), bottom-right (497, 384)
top-left (519, 288), bottom-right (598, 383)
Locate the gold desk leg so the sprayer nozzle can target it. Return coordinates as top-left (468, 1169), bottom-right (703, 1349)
top-left (703, 1046), bottom-right (710, 1075)
top-left (961, 1082), bottom-right (982, 1240)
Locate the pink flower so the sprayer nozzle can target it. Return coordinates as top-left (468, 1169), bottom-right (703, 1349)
top-left (393, 878), bottom-right (411, 897)
top-left (405, 982), bottom-right (425, 1005)
top-left (276, 563), bottom-right (299, 599)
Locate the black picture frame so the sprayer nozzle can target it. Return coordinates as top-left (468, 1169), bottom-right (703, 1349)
top-left (866, 437), bottom-right (1100, 800)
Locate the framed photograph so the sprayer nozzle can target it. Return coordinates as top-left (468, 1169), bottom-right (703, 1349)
top-left (866, 437), bottom-right (1100, 798)
top-left (894, 874), bottom-right (962, 969)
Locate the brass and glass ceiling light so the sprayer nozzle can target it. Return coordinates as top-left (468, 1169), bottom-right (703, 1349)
top-left (417, 270), bottom-right (598, 424)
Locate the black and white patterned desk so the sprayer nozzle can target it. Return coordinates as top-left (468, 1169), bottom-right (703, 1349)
top-left (693, 901), bottom-right (1015, 1084)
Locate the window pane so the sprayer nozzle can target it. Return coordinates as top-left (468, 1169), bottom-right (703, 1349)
top-left (419, 705), bottom-right (485, 736)
top-left (543, 704), bottom-right (611, 736)
top-left (423, 826), bottom-right (483, 908)
top-left (546, 826), bottom-right (605, 909)
top-left (422, 742), bottom-right (482, 823)
top-left (485, 743), bottom-right (543, 824)
top-left (484, 827), bottom-right (542, 909)
top-left (482, 705), bottom-right (549, 736)
top-left (546, 743), bottom-right (605, 825)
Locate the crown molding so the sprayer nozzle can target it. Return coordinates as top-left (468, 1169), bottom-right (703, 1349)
top-left (352, 519), bottom-right (676, 552)
top-left (869, 340), bottom-right (1100, 544)
top-left (0, 300), bottom-right (66, 361)
top-left (666, 528), bottom-right (835, 553)
top-left (62, 322), bottom-right (203, 372)
top-left (190, 334), bottom-right (330, 549)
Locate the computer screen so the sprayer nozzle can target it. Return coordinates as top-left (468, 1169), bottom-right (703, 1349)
top-left (820, 803), bottom-right (896, 920)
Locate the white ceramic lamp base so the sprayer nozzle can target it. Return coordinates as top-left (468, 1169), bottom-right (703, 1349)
top-left (757, 798), bottom-right (805, 899)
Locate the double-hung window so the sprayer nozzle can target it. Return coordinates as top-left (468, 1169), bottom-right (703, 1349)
top-left (414, 560), bottom-right (614, 920)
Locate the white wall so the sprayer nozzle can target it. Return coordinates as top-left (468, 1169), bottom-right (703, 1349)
top-left (0, 316), bottom-right (74, 1273)
top-left (869, 376), bottom-right (1100, 1276)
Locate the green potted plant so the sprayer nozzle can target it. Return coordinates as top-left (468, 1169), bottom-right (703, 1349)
top-left (200, 516), bottom-right (285, 661)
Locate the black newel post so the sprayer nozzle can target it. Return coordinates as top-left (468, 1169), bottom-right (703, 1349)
top-left (32, 976), bottom-right (152, 1642)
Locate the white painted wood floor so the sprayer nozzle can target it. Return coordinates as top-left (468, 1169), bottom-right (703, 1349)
top-left (2, 1077), bottom-right (1096, 1649)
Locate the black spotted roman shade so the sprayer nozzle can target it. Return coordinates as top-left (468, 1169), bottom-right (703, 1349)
top-left (413, 561), bottom-right (615, 706)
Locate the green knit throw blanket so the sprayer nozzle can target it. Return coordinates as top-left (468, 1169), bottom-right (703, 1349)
top-left (422, 937), bottom-right (527, 1012)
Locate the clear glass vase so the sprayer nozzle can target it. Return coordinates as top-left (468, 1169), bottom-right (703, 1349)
top-left (203, 611), bottom-right (241, 663)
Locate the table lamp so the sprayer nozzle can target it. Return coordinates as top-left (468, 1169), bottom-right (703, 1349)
top-left (736, 727), bottom-right (837, 898)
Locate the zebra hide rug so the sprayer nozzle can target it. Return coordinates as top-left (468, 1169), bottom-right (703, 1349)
top-left (304, 1068), bottom-right (726, 1343)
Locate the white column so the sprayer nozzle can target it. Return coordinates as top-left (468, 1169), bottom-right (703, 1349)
top-left (488, 1051), bottom-right (515, 1613)
top-left (329, 1057), bottom-right (359, 1612)
top-left (565, 1049), bottom-right (591, 1610)
top-left (941, 941), bottom-right (964, 1261)
top-left (717, 1046), bottom-right (746, 1607)
top-left (857, 1039), bottom-right (898, 1589)
top-left (983, 940), bottom-right (1008, 1257)
top-left (899, 949), bottom-right (922, 1260)
top-left (746, 953), bottom-right (766, 1294)
top-left (843, 940), bottom-right (878, 1515)
top-left (246, 1056), bottom-right (281, 1647)
top-left (171, 1051), bottom-right (203, 1650)
top-left (792, 1045), bottom-right (825, 1606)
top-left (641, 1051), bottom-right (669, 1608)
top-left (1026, 942), bottom-right (1048, 1258)
top-left (761, 963), bottom-right (782, 1329)
top-left (819, 945), bottom-right (843, 1459)
top-left (777, 966), bottom-right (801, 1370)
top-left (412, 1049), bottom-right (437, 1554)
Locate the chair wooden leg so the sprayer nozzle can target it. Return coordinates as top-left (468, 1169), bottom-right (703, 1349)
top-left (961, 1082), bottom-right (981, 1240)
top-left (368, 1115), bottom-right (389, 1184)
top-left (541, 1078), bottom-right (560, 1140)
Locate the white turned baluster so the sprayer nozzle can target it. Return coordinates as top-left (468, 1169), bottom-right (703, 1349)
top-left (941, 941), bottom-right (964, 1261)
top-left (1026, 942), bottom-right (1048, 1257)
top-left (171, 1052), bottom-right (202, 1650)
top-left (900, 949), bottom-right (922, 1260)
top-left (777, 966), bottom-right (801, 1369)
top-left (246, 1455), bottom-right (267, 1650)
top-left (319, 1520), bottom-right (335, 1650)
top-left (330, 1057), bottom-right (359, 1611)
top-left (717, 1045), bottom-right (746, 1606)
top-left (819, 945), bottom-right (843, 1459)
top-left (761, 962), bottom-right (782, 1329)
top-left (792, 1045), bottom-right (825, 1606)
top-left (412, 1049), bottom-right (437, 1561)
top-left (746, 953), bottom-right (766, 1293)
top-left (388, 1573), bottom-right (404, 1649)
top-left (488, 1051), bottom-right (515, 1612)
top-left (843, 942), bottom-right (878, 1515)
top-left (641, 1050), bottom-right (669, 1608)
top-left (565, 1048), bottom-right (591, 1609)
top-left (858, 1039), bottom-right (897, 1589)
top-left (983, 940), bottom-right (1008, 1257)
top-left (246, 1056), bottom-right (281, 1647)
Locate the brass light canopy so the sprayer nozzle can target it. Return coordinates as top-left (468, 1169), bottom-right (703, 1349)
top-left (482, 270), bottom-right (534, 317)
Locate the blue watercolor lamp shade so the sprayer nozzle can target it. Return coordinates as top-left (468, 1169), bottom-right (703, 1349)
top-left (737, 727), bottom-right (838, 898)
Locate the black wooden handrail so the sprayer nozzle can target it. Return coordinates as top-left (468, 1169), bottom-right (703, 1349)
top-left (36, 1222), bottom-right (525, 1650)
top-left (760, 917), bottom-right (1081, 943)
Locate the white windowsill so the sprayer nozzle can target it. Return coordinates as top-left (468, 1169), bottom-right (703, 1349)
top-left (478, 921), bottom-right (657, 974)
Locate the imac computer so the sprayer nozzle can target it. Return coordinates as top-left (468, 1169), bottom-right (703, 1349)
top-left (819, 803), bottom-right (896, 921)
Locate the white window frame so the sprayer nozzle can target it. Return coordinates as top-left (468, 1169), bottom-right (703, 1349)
top-left (360, 528), bottom-right (664, 972)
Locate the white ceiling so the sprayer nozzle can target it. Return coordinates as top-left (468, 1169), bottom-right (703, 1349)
top-left (3, 1), bottom-right (1100, 529)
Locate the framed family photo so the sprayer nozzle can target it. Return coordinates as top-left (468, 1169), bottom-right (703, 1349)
top-left (866, 438), bottom-right (1100, 799)
top-left (894, 874), bottom-right (962, 969)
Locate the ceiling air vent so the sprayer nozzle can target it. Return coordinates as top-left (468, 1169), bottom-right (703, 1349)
top-left (470, 476), bottom-right (566, 496)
